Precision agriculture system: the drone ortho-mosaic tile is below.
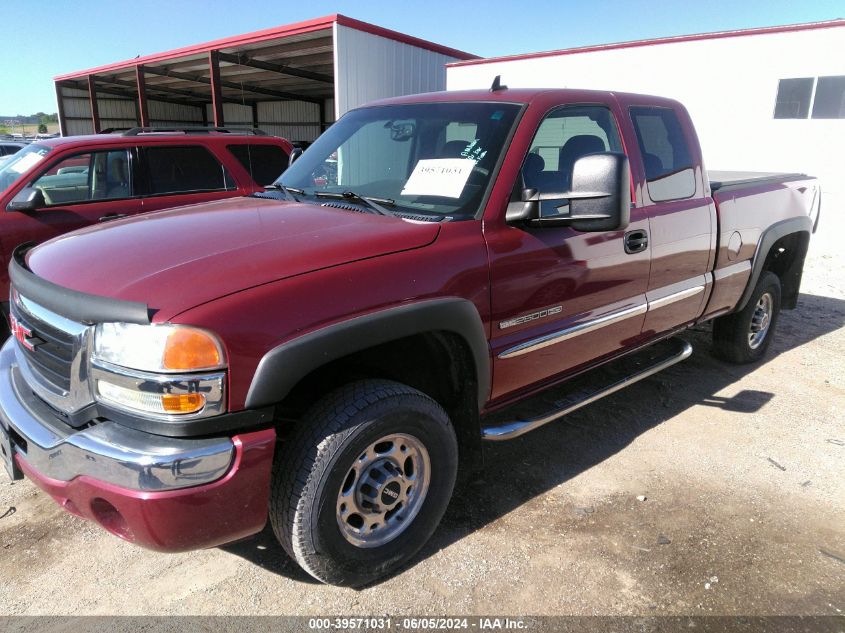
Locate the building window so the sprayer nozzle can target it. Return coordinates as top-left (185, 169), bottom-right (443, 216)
top-left (812, 76), bottom-right (845, 119)
top-left (774, 78), bottom-right (814, 119)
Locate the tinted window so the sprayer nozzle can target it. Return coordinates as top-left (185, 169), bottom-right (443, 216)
top-left (144, 146), bottom-right (233, 195)
top-left (774, 78), bottom-right (814, 119)
top-left (630, 106), bottom-right (696, 202)
top-left (811, 76), bottom-right (845, 119)
top-left (520, 106), bottom-right (622, 217)
top-left (228, 144), bottom-right (289, 186)
top-left (31, 150), bottom-right (132, 206)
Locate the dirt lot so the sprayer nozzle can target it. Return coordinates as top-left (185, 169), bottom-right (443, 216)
top-left (0, 214), bottom-right (843, 618)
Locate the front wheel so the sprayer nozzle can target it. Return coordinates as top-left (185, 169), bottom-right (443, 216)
top-left (270, 380), bottom-right (458, 586)
top-left (712, 271), bottom-right (782, 363)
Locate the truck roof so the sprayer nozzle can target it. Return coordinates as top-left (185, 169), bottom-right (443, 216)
top-left (364, 87), bottom-right (684, 110)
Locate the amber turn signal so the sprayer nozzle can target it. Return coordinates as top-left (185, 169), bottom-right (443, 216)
top-left (163, 329), bottom-right (223, 371)
top-left (161, 392), bottom-right (206, 414)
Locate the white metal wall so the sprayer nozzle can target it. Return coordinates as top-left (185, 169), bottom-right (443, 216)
top-left (333, 23), bottom-right (462, 118)
top-left (60, 87), bottom-right (94, 135)
top-left (205, 102), bottom-right (251, 126)
top-left (97, 96), bottom-right (136, 130)
top-left (447, 26), bottom-right (845, 210)
top-left (258, 101), bottom-right (322, 141)
top-left (150, 101), bottom-right (203, 126)
top-left (58, 85), bottom-right (210, 133)
top-left (202, 100), bottom-right (330, 142)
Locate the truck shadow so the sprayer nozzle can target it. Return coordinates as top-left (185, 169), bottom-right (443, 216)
top-left (221, 292), bottom-right (844, 586)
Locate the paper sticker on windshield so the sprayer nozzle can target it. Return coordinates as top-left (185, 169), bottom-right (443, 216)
top-left (401, 159), bottom-right (475, 198)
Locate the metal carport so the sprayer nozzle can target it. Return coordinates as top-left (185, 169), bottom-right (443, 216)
top-left (54, 14), bottom-right (477, 142)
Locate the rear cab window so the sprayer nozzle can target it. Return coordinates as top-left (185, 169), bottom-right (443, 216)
top-left (141, 145), bottom-right (235, 195)
top-left (227, 144), bottom-right (289, 186)
top-left (629, 106), bottom-right (696, 202)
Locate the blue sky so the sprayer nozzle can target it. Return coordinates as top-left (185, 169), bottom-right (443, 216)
top-left (1, 0), bottom-right (842, 114)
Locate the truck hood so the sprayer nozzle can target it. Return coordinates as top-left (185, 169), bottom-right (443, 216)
top-left (26, 197), bottom-right (441, 321)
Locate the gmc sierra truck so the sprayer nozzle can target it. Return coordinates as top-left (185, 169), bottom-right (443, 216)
top-left (0, 85), bottom-right (820, 586)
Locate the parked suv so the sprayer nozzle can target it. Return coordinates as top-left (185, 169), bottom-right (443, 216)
top-left (0, 127), bottom-right (292, 311)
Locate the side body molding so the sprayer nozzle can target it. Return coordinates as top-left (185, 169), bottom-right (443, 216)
top-left (735, 216), bottom-right (812, 312)
top-left (245, 298), bottom-right (491, 410)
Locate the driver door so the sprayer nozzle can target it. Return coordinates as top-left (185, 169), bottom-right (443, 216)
top-left (486, 105), bottom-right (651, 402)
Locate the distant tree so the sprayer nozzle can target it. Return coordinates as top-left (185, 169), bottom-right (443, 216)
top-left (38, 123), bottom-right (47, 134)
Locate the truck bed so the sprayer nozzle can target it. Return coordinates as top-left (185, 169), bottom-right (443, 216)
top-left (708, 170), bottom-right (809, 192)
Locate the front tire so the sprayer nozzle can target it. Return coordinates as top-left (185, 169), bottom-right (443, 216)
top-left (713, 271), bottom-right (782, 363)
top-left (270, 380), bottom-right (458, 586)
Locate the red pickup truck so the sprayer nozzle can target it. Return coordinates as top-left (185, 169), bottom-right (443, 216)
top-left (0, 87), bottom-right (820, 586)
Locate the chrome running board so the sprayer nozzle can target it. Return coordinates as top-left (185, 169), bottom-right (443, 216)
top-left (481, 337), bottom-right (693, 441)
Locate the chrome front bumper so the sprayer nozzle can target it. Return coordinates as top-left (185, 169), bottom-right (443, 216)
top-left (0, 338), bottom-right (234, 491)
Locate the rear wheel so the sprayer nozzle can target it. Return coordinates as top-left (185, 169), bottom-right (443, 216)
top-left (270, 379), bottom-right (458, 586)
top-left (713, 271), bottom-right (781, 363)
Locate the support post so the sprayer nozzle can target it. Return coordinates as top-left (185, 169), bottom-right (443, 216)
top-left (135, 65), bottom-right (150, 127)
top-left (208, 50), bottom-right (224, 127)
top-left (55, 82), bottom-right (68, 136)
top-left (252, 102), bottom-right (259, 130)
top-left (87, 75), bottom-right (101, 133)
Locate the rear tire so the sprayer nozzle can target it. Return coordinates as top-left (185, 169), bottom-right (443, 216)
top-left (269, 379), bottom-right (458, 586)
top-left (713, 271), bottom-right (781, 364)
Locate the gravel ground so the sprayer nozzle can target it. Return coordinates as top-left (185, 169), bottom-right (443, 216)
top-left (0, 205), bottom-right (843, 618)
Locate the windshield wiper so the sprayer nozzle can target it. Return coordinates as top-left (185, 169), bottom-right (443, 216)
top-left (264, 183), bottom-right (304, 202)
top-left (314, 190), bottom-right (395, 216)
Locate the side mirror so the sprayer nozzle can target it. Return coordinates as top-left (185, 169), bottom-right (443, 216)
top-left (506, 152), bottom-right (630, 232)
top-left (7, 187), bottom-right (45, 212)
top-left (288, 147), bottom-right (303, 166)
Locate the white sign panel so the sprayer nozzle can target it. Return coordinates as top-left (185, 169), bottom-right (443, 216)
top-left (401, 159), bottom-right (475, 199)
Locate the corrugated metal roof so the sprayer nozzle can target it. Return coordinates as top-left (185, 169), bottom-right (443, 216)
top-left (55, 14), bottom-right (477, 82)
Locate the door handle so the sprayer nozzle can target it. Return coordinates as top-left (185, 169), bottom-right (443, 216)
top-left (99, 213), bottom-right (128, 222)
top-left (624, 229), bottom-right (648, 254)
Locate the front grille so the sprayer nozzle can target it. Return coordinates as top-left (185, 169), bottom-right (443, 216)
top-left (11, 302), bottom-right (75, 391)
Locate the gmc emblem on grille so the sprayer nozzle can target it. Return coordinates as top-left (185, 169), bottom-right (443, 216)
top-left (9, 314), bottom-right (38, 351)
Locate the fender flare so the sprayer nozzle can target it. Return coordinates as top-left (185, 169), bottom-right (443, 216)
top-left (736, 215), bottom-right (812, 312)
top-left (244, 298), bottom-right (491, 410)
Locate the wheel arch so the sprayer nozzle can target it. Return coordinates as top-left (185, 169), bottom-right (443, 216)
top-left (245, 298), bottom-right (491, 412)
top-left (736, 216), bottom-right (811, 312)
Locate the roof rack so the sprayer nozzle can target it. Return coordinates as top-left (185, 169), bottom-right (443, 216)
top-left (122, 126), bottom-right (267, 136)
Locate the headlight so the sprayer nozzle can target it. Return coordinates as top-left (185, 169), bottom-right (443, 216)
top-left (92, 323), bottom-right (226, 420)
top-left (94, 323), bottom-right (225, 373)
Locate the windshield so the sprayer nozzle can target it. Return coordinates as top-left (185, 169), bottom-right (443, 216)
top-left (276, 102), bottom-right (521, 218)
top-left (0, 144), bottom-right (51, 192)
